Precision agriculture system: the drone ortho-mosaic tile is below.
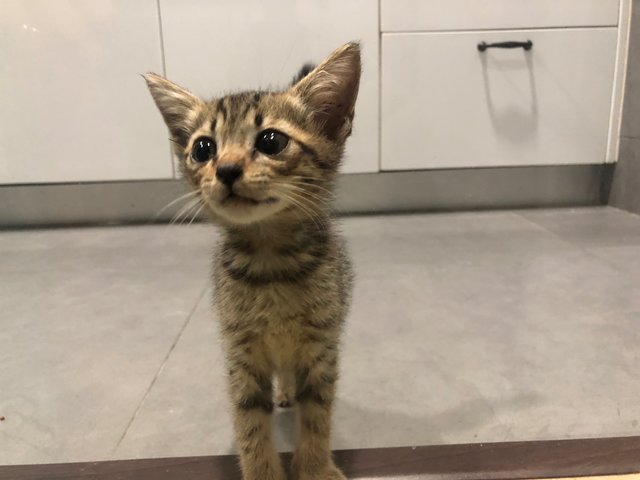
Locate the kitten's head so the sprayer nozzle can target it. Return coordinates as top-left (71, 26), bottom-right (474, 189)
top-left (144, 42), bottom-right (361, 226)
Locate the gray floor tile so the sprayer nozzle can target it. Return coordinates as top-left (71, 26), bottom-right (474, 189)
top-left (0, 225), bottom-right (216, 465)
top-left (117, 212), bottom-right (640, 457)
top-left (340, 214), bottom-right (640, 446)
top-left (588, 244), bottom-right (640, 276)
top-left (343, 210), bottom-right (571, 261)
top-left (519, 206), bottom-right (640, 248)
top-left (113, 291), bottom-right (234, 460)
top-left (3, 211), bottom-right (640, 464)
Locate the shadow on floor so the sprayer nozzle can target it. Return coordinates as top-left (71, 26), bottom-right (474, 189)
top-left (266, 390), bottom-right (543, 456)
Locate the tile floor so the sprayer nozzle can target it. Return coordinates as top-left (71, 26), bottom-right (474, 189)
top-left (1, 207), bottom-right (640, 465)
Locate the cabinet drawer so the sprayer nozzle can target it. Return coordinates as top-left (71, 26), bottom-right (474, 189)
top-left (381, 29), bottom-right (617, 170)
top-left (381, 0), bottom-right (619, 32)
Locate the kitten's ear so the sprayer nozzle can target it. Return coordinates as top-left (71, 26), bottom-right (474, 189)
top-left (290, 42), bottom-right (361, 140)
top-left (143, 73), bottom-right (203, 147)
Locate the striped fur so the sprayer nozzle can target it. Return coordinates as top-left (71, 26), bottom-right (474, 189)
top-left (145, 43), bottom-right (361, 480)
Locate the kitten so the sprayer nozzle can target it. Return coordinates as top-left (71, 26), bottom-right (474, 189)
top-left (144, 42), bottom-right (360, 480)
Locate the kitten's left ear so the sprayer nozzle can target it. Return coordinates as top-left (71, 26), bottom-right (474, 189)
top-left (143, 73), bottom-right (204, 148)
top-left (291, 42), bottom-right (361, 140)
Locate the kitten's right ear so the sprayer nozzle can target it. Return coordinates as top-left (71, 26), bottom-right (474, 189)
top-left (143, 73), bottom-right (203, 147)
top-left (290, 42), bottom-right (361, 141)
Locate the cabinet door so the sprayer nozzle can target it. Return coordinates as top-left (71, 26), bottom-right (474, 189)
top-left (381, 29), bottom-right (618, 170)
top-left (159, 0), bottom-right (379, 174)
top-left (0, 0), bottom-right (172, 184)
top-left (381, 0), bottom-right (619, 32)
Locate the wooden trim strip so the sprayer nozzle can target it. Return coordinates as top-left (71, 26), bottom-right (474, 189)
top-left (1, 436), bottom-right (639, 480)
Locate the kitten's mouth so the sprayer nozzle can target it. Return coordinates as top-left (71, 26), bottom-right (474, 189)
top-left (221, 192), bottom-right (278, 207)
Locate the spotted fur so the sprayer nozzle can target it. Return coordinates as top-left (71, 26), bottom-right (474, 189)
top-left (144, 43), bottom-right (361, 480)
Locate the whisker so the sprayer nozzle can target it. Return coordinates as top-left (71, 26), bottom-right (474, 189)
top-left (280, 188), bottom-right (327, 231)
top-left (271, 181), bottom-right (331, 207)
top-left (188, 203), bottom-right (206, 225)
top-left (271, 178), bottom-right (330, 198)
top-left (289, 177), bottom-right (333, 194)
top-left (279, 192), bottom-right (322, 231)
top-left (286, 185), bottom-right (328, 212)
top-left (170, 197), bottom-right (202, 225)
top-left (288, 185), bottom-right (334, 202)
top-left (284, 183), bottom-right (331, 203)
top-left (288, 176), bottom-right (328, 183)
top-left (275, 189), bottom-right (314, 222)
top-left (177, 201), bottom-right (204, 225)
top-left (153, 190), bottom-right (199, 221)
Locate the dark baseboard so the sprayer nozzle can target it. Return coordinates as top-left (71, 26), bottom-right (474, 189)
top-left (1, 436), bottom-right (639, 479)
top-left (0, 164), bottom-right (612, 228)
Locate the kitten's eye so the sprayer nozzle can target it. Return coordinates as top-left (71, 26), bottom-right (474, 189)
top-left (191, 137), bottom-right (216, 163)
top-left (255, 129), bottom-right (289, 156)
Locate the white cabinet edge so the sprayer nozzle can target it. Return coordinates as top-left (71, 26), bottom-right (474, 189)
top-left (381, 0), bottom-right (620, 33)
top-left (606, 0), bottom-right (632, 163)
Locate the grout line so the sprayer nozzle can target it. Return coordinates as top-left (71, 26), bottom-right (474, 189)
top-left (585, 244), bottom-right (640, 275)
top-left (513, 209), bottom-right (640, 274)
top-left (511, 210), bottom-right (594, 251)
top-left (112, 285), bottom-right (208, 453)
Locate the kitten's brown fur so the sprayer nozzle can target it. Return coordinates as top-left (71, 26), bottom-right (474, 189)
top-left (144, 43), bottom-right (360, 480)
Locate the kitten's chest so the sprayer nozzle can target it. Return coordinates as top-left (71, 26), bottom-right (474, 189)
top-left (232, 282), bottom-right (314, 364)
top-left (214, 236), bottom-right (332, 322)
top-left (236, 281), bottom-right (311, 320)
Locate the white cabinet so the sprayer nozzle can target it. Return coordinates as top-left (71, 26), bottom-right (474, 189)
top-left (0, 0), bottom-right (628, 184)
top-left (0, 0), bottom-right (172, 184)
top-left (158, 0), bottom-right (379, 174)
top-left (381, 28), bottom-right (618, 170)
top-left (381, 0), bottom-right (619, 32)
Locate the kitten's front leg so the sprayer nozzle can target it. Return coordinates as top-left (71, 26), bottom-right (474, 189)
top-left (228, 354), bottom-right (286, 480)
top-left (292, 347), bottom-right (346, 480)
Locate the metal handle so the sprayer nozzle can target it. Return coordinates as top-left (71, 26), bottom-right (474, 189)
top-left (477, 40), bottom-right (533, 52)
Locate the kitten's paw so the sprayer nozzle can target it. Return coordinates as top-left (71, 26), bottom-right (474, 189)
top-left (323, 466), bottom-right (347, 480)
top-left (295, 465), bottom-right (347, 480)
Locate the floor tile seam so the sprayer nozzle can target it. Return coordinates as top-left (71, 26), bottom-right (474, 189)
top-left (511, 211), bottom-right (640, 274)
top-left (510, 211), bottom-right (584, 248)
top-left (582, 245), bottom-right (640, 277)
top-left (110, 283), bottom-right (209, 456)
top-left (608, 206), bottom-right (640, 221)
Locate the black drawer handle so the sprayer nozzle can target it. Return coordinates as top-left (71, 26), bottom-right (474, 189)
top-left (477, 40), bottom-right (533, 52)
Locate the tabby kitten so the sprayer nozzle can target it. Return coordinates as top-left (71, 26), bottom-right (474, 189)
top-left (144, 43), bottom-right (360, 480)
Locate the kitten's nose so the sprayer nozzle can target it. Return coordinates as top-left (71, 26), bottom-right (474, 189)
top-left (216, 163), bottom-right (243, 188)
